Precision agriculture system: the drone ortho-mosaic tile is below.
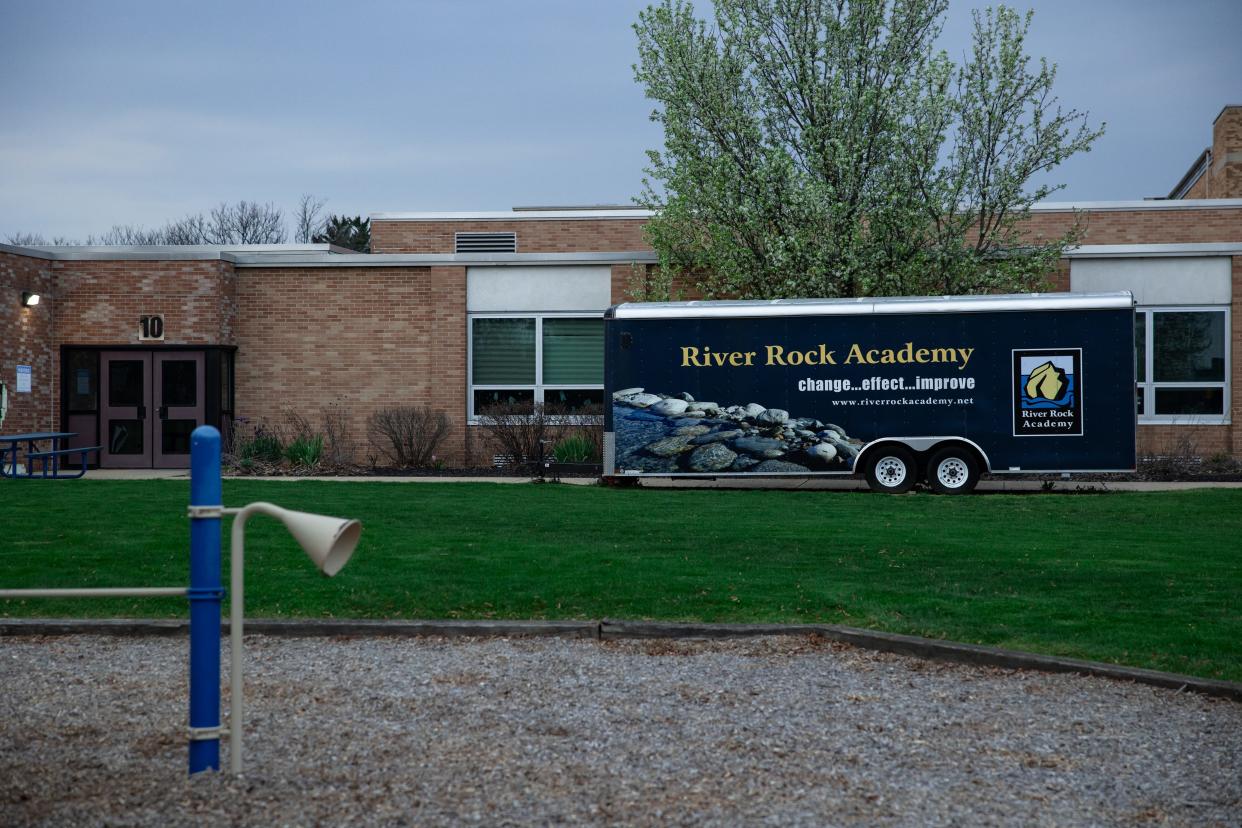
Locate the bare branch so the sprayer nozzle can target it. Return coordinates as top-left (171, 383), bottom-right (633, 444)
top-left (294, 194), bottom-right (327, 244)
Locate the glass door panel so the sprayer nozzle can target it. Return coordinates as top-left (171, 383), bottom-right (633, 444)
top-left (154, 352), bottom-right (204, 468)
top-left (100, 353), bottom-right (152, 468)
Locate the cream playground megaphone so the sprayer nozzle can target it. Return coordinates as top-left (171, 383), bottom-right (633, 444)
top-left (275, 506), bottom-right (362, 576)
top-left (234, 502), bottom-right (361, 576)
top-left (222, 500), bottom-right (362, 775)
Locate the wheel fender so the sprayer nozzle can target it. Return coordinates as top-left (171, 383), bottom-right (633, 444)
top-left (855, 437), bottom-right (991, 474)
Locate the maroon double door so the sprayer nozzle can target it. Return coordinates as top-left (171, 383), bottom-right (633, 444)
top-left (99, 351), bottom-right (205, 469)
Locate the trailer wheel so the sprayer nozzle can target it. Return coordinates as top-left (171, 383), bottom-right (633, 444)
top-left (927, 447), bottom-right (980, 494)
top-left (864, 446), bottom-right (917, 494)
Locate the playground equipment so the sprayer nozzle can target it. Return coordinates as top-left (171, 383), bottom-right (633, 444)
top-left (0, 425), bottom-right (362, 775)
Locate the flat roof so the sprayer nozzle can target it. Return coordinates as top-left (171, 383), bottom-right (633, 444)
top-left (229, 251), bottom-right (660, 268)
top-left (369, 209), bottom-right (656, 222)
top-left (370, 199), bottom-right (1242, 222)
top-left (1066, 242), bottom-right (1242, 257)
top-left (0, 242), bottom-right (354, 261)
top-left (1028, 198), bottom-right (1242, 212)
top-left (0, 242), bottom-right (659, 267)
top-left (511, 204), bottom-right (647, 212)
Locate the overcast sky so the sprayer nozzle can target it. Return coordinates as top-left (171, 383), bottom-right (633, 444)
top-left (2, 0), bottom-right (1239, 241)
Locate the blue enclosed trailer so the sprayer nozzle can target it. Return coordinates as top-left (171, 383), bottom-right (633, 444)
top-left (603, 292), bottom-right (1136, 493)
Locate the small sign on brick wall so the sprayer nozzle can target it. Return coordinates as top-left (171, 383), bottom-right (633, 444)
top-left (139, 314), bottom-right (165, 341)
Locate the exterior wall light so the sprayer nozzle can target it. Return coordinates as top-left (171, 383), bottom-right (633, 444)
top-left (21, 291), bottom-right (40, 307)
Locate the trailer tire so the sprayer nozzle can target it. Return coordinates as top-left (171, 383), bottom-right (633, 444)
top-left (864, 446), bottom-right (917, 494)
top-left (927, 447), bottom-right (981, 494)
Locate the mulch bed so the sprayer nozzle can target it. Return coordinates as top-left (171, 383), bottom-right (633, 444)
top-left (224, 461), bottom-right (604, 479)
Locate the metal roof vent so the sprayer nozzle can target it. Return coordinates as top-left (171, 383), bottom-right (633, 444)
top-left (455, 232), bottom-right (517, 253)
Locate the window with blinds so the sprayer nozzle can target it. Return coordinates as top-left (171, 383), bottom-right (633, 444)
top-left (471, 318), bottom-right (535, 384)
top-left (469, 315), bottom-right (604, 417)
top-left (542, 318), bottom-right (604, 385)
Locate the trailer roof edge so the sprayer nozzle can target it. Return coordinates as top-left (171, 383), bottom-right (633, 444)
top-left (610, 292), bottom-right (1134, 319)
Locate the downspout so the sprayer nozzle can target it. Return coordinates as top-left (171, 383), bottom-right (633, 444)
top-left (49, 263), bottom-right (56, 434)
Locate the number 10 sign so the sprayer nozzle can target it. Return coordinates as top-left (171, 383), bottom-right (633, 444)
top-left (139, 314), bottom-right (165, 341)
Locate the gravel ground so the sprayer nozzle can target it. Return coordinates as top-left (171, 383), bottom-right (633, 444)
top-left (2, 635), bottom-right (1239, 827)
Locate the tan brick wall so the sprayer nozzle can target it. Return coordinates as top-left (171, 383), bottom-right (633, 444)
top-left (610, 263), bottom-right (632, 304)
top-left (1021, 206), bottom-right (1242, 246)
top-left (1208, 106), bottom-right (1242, 199)
top-left (610, 263), bottom-right (659, 303)
top-left (372, 218), bottom-right (650, 254)
top-left (0, 251), bottom-right (57, 439)
top-left (609, 262), bottom-right (706, 302)
top-left (53, 259), bottom-right (236, 347)
top-left (1048, 260), bottom-right (1071, 292)
top-left (1137, 424), bottom-right (1231, 458)
top-left (233, 266), bottom-right (471, 465)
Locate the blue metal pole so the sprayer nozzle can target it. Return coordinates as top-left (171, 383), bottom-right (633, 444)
top-left (188, 426), bottom-right (223, 774)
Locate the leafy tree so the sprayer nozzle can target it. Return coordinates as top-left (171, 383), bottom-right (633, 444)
top-left (313, 215), bottom-right (371, 253)
top-left (633, 0), bottom-right (1103, 299)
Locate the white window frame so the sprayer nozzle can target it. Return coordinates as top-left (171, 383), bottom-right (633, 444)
top-left (467, 312), bottom-right (605, 423)
top-left (1136, 305), bottom-right (1231, 425)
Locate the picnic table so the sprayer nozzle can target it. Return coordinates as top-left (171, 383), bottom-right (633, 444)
top-left (0, 432), bottom-right (101, 479)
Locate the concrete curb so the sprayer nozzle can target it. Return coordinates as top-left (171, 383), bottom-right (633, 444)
top-left (597, 621), bottom-right (1242, 702)
top-left (3, 617), bottom-right (1238, 703)
top-left (68, 470), bottom-right (1242, 490)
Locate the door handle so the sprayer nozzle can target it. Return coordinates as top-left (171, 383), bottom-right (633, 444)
top-left (158, 406), bottom-right (168, 419)
top-left (138, 405), bottom-right (146, 420)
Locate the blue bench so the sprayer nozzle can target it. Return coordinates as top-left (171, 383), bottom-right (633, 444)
top-left (26, 445), bottom-right (102, 479)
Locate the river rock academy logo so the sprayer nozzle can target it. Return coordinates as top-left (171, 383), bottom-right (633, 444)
top-left (1012, 349), bottom-right (1082, 436)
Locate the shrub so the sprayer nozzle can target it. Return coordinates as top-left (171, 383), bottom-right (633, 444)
top-left (554, 432), bottom-right (600, 464)
top-left (226, 413), bottom-right (332, 474)
top-left (282, 409), bottom-right (315, 442)
top-left (1139, 436), bottom-right (1202, 478)
top-left (237, 428), bottom-right (284, 464)
top-left (285, 434), bottom-right (325, 468)
top-left (1205, 451), bottom-right (1241, 474)
top-left (476, 400), bottom-right (603, 475)
top-left (320, 402), bottom-right (352, 465)
top-left (367, 405), bottom-right (450, 468)
top-left (475, 401), bottom-right (565, 477)
top-left (567, 402), bottom-right (603, 463)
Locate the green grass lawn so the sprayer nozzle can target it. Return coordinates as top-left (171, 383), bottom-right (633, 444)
top-left (1, 481), bottom-right (1239, 681)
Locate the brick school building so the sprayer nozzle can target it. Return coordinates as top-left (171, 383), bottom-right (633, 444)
top-left (2, 106), bottom-right (1240, 469)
